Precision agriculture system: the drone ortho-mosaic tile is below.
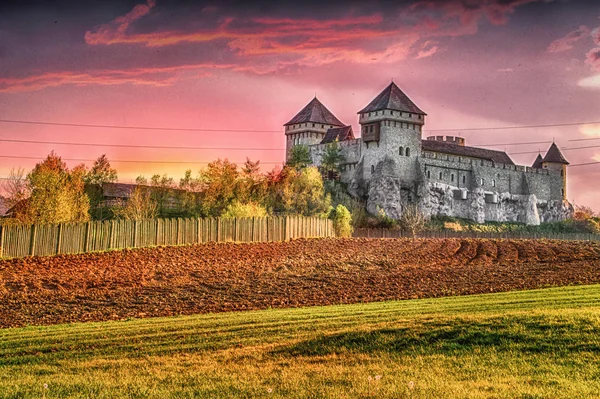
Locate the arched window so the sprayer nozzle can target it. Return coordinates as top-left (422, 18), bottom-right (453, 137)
top-left (492, 179), bottom-right (496, 187)
top-left (451, 174), bottom-right (455, 182)
top-left (399, 146), bottom-right (404, 156)
top-left (371, 165), bottom-right (375, 173)
top-left (480, 178), bottom-right (484, 186)
top-left (406, 147), bottom-right (410, 156)
top-left (427, 170), bottom-right (431, 178)
top-left (439, 172), bottom-right (443, 180)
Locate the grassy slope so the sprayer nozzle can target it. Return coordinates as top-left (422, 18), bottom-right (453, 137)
top-left (1, 285), bottom-right (599, 399)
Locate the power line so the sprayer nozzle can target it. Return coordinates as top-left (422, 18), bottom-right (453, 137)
top-left (510, 144), bottom-right (600, 155)
top-left (0, 155), bottom-right (283, 165)
top-left (425, 120), bottom-right (600, 132)
top-left (0, 119), bottom-right (280, 133)
top-left (570, 162), bottom-right (600, 167)
top-left (0, 138), bottom-right (285, 151)
top-left (471, 140), bottom-right (552, 147)
top-left (569, 137), bottom-right (600, 142)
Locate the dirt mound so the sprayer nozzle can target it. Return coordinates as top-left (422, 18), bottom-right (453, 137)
top-left (1, 238), bottom-right (600, 328)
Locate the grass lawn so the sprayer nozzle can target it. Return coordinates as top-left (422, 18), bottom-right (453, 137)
top-left (1, 285), bottom-right (599, 398)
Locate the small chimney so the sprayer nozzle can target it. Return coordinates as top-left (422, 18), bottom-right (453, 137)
top-left (456, 137), bottom-right (465, 146)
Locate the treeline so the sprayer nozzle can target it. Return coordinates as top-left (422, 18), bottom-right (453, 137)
top-left (1, 149), bottom-right (354, 237)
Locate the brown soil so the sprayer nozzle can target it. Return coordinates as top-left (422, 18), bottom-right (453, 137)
top-left (1, 238), bottom-right (599, 328)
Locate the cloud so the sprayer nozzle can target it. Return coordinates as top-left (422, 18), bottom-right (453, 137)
top-left (416, 40), bottom-right (439, 59)
top-left (586, 48), bottom-right (600, 70)
top-left (498, 68), bottom-right (514, 72)
top-left (0, 64), bottom-right (228, 93)
top-left (546, 25), bottom-right (590, 53)
top-left (593, 27), bottom-right (600, 45)
top-left (578, 73), bottom-right (600, 88)
top-left (580, 123), bottom-right (600, 138)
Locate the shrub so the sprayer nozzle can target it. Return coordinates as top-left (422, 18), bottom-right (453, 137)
top-left (330, 204), bottom-right (353, 237)
top-left (221, 201), bottom-right (268, 218)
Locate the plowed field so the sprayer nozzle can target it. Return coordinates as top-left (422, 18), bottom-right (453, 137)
top-left (1, 238), bottom-right (600, 328)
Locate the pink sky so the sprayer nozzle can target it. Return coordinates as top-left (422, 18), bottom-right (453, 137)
top-left (1, 0), bottom-right (600, 209)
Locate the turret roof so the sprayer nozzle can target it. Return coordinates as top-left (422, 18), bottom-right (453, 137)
top-left (284, 97), bottom-right (344, 126)
top-left (321, 126), bottom-right (355, 144)
top-left (358, 82), bottom-right (426, 115)
top-left (542, 143), bottom-right (569, 165)
top-left (532, 154), bottom-right (543, 168)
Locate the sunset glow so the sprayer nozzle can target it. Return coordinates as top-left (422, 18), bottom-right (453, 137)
top-left (1, 0), bottom-right (600, 208)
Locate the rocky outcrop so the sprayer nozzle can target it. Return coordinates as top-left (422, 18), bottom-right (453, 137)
top-left (366, 158), bottom-right (404, 219)
top-left (537, 200), bottom-right (574, 223)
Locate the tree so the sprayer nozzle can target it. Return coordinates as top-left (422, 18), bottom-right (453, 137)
top-left (287, 145), bottom-right (312, 170)
top-left (18, 152), bottom-right (90, 224)
top-left (330, 204), bottom-right (353, 237)
top-left (197, 159), bottom-right (240, 217)
top-left (112, 186), bottom-right (158, 220)
top-left (399, 204), bottom-right (426, 239)
top-left (273, 166), bottom-right (331, 216)
top-left (84, 154), bottom-right (118, 185)
top-left (149, 174), bottom-right (175, 216)
top-left (321, 142), bottom-right (345, 174)
top-left (1, 167), bottom-right (29, 209)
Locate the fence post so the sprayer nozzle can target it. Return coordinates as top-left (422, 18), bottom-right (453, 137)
top-left (56, 223), bottom-right (63, 255)
top-left (216, 217), bottom-right (220, 242)
top-left (133, 220), bottom-right (138, 248)
top-left (109, 220), bottom-right (115, 250)
top-left (0, 225), bottom-right (4, 258)
top-left (284, 216), bottom-right (289, 241)
top-left (29, 224), bottom-right (37, 257)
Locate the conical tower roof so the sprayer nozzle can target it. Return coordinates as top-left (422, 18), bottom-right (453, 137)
top-left (284, 97), bottom-right (344, 126)
top-left (542, 143), bottom-right (569, 165)
top-left (532, 153), bottom-right (543, 168)
top-left (358, 82), bottom-right (426, 115)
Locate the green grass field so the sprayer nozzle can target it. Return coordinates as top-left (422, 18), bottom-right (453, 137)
top-left (1, 285), bottom-right (599, 398)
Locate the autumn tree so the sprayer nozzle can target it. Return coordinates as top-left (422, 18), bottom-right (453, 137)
top-left (286, 145), bottom-right (312, 170)
top-left (112, 186), bottom-right (158, 220)
top-left (17, 152), bottom-right (90, 224)
top-left (1, 167), bottom-right (29, 210)
top-left (272, 166), bottom-right (331, 216)
top-left (399, 203), bottom-right (426, 239)
top-left (84, 154), bottom-right (118, 219)
top-left (197, 159), bottom-right (240, 217)
top-left (330, 204), bottom-right (353, 237)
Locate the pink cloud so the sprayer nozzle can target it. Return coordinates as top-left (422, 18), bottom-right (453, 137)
top-left (546, 25), bottom-right (590, 53)
top-left (592, 27), bottom-right (600, 45)
top-left (416, 40), bottom-right (439, 59)
top-left (586, 48), bottom-right (600, 70)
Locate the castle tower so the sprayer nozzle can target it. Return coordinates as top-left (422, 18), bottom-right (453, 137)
top-left (532, 153), bottom-right (543, 169)
top-left (357, 82), bottom-right (426, 182)
top-left (541, 142), bottom-right (569, 200)
top-left (284, 97), bottom-right (344, 160)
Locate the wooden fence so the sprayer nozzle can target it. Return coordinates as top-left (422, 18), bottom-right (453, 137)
top-left (353, 228), bottom-right (600, 241)
top-left (0, 216), bottom-right (335, 259)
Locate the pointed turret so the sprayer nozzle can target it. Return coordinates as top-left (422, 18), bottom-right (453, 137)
top-left (541, 143), bottom-right (568, 200)
top-left (285, 97), bottom-right (344, 127)
top-left (284, 97), bottom-right (345, 160)
top-left (542, 142), bottom-right (569, 165)
top-left (532, 153), bottom-right (543, 169)
top-left (358, 82), bottom-right (426, 115)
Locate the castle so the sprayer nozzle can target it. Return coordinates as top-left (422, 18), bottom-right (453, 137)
top-left (284, 82), bottom-right (573, 225)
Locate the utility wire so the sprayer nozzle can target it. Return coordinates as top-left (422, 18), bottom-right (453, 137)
top-left (569, 137), bottom-right (600, 142)
top-left (0, 119), bottom-right (280, 133)
top-left (0, 138), bottom-right (284, 151)
top-left (510, 144), bottom-right (600, 155)
top-left (471, 140), bottom-right (553, 147)
top-left (0, 155), bottom-right (283, 165)
top-left (425, 120), bottom-right (600, 132)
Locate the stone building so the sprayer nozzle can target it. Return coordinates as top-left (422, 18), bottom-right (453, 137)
top-left (284, 82), bottom-right (573, 225)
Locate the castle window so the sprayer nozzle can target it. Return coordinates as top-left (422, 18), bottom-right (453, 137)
top-left (451, 174), bottom-right (455, 182)
top-left (427, 170), bottom-right (431, 178)
top-left (312, 123), bottom-right (315, 127)
top-left (406, 148), bottom-right (410, 156)
top-left (562, 189), bottom-right (565, 196)
top-left (408, 113), bottom-right (412, 118)
top-left (371, 165), bottom-right (375, 173)
top-left (439, 172), bottom-right (443, 180)
top-left (561, 170), bottom-right (564, 176)
top-left (463, 175), bottom-right (466, 184)
top-left (399, 146), bottom-right (404, 155)
top-left (480, 178), bottom-right (484, 186)
top-left (369, 125), bottom-right (374, 133)
top-left (492, 179), bottom-right (496, 187)
top-left (394, 121), bottom-right (397, 127)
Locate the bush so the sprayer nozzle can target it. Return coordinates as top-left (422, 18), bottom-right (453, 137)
top-left (221, 201), bottom-right (268, 218)
top-left (330, 204), bottom-right (353, 237)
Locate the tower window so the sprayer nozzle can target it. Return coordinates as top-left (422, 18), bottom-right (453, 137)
top-left (312, 123), bottom-right (315, 127)
top-left (371, 165), bottom-right (375, 173)
top-left (439, 172), bottom-right (443, 179)
top-left (480, 178), bottom-right (484, 186)
top-left (321, 124), bottom-right (324, 128)
top-left (399, 146), bottom-right (404, 155)
top-left (492, 179), bottom-right (496, 187)
top-left (406, 147), bottom-right (410, 157)
top-left (427, 170), bottom-right (431, 178)
top-left (562, 189), bottom-right (565, 196)
top-left (451, 174), bottom-right (455, 182)
top-left (463, 175), bottom-right (466, 184)
top-left (561, 170), bottom-right (564, 176)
